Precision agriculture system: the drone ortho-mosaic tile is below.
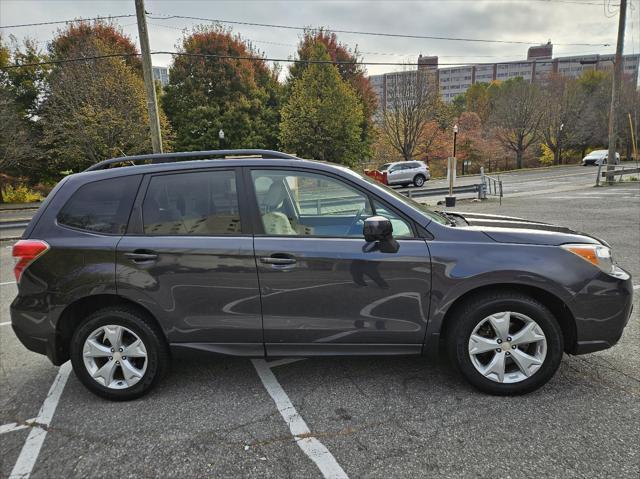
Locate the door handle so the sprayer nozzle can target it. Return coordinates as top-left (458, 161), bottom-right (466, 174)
top-left (260, 256), bottom-right (297, 265)
top-left (125, 251), bottom-right (158, 262)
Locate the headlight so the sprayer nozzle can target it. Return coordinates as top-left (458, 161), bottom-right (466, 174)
top-left (561, 244), bottom-right (614, 274)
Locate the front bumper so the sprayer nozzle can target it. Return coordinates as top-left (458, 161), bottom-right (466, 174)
top-left (569, 267), bottom-right (634, 355)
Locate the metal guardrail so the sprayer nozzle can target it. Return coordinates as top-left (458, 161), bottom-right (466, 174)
top-left (595, 164), bottom-right (640, 185)
top-left (403, 184), bottom-right (482, 199)
top-left (0, 220), bottom-right (29, 230)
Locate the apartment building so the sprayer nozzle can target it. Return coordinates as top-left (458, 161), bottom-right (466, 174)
top-left (152, 66), bottom-right (170, 86)
top-left (369, 45), bottom-right (640, 106)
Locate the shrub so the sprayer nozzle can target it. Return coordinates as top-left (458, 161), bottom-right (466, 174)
top-left (2, 184), bottom-right (44, 203)
top-left (539, 144), bottom-right (554, 166)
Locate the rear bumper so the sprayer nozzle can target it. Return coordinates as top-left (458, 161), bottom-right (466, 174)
top-left (11, 298), bottom-right (65, 366)
top-left (568, 267), bottom-right (634, 355)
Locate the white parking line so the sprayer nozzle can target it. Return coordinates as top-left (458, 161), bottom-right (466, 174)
top-left (0, 419), bottom-right (34, 435)
top-left (252, 359), bottom-right (348, 479)
top-left (266, 358), bottom-right (306, 368)
top-left (634, 284), bottom-right (640, 291)
top-left (0, 321), bottom-right (11, 326)
top-left (0, 281), bottom-right (16, 286)
top-left (10, 362), bottom-right (71, 479)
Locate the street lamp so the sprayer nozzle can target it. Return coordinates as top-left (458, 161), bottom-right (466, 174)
top-left (558, 123), bottom-right (564, 165)
top-left (446, 124), bottom-right (459, 207)
top-left (453, 124), bottom-right (458, 159)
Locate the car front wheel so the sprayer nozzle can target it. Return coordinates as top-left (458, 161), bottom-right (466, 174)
top-left (70, 307), bottom-right (169, 401)
top-left (448, 292), bottom-right (563, 395)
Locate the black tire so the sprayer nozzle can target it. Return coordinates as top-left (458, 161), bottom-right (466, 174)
top-left (447, 292), bottom-right (563, 395)
top-left (70, 307), bottom-right (169, 401)
top-left (413, 175), bottom-right (426, 187)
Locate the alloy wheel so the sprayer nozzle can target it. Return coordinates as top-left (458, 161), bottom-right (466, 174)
top-left (467, 311), bottom-right (547, 384)
top-left (82, 325), bottom-right (148, 389)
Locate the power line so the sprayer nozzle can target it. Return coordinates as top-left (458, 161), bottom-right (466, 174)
top-left (0, 10), bottom-right (613, 49)
top-left (0, 49), bottom-right (630, 71)
top-left (0, 14), bottom-right (136, 30)
top-left (147, 14), bottom-right (612, 47)
top-left (0, 52), bottom-right (141, 69)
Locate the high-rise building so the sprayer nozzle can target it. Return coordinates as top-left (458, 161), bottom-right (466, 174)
top-left (369, 45), bottom-right (640, 107)
top-left (527, 42), bottom-right (553, 60)
top-left (152, 66), bottom-right (169, 87)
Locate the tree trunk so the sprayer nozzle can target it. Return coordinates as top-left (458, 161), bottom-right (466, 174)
top-left (516, 150), bottom-right (523, 169)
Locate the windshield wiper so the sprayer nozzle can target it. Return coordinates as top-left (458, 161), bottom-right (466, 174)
top-left (436, 210), bottom-right (457, 226)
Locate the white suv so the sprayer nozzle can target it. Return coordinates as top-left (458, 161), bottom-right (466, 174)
top-left (581, 150), bottom-right (620, 166)
top-left (379, 161), bottom-right (430, 187)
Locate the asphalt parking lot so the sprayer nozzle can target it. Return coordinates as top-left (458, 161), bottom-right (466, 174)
top-left (1, 179), bottom-right (639, 478)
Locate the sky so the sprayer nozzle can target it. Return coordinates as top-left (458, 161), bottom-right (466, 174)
top-left (0, 0), bottom-right (638, 78)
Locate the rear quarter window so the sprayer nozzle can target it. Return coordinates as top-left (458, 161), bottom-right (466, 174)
top-left (57, 175), bottom-right (141, 234)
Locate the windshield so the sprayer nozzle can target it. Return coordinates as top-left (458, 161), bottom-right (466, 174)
top-left (379, 163), bottom-right (392, 171)
top-left (357, 171), bottom-right (448, 225)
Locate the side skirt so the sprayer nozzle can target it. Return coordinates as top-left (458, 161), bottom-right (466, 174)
top-left (169, 343), bottom-right (424, 358)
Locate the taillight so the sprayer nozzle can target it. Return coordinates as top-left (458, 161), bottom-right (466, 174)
top-left (12, 240), bottom-right (50, 283)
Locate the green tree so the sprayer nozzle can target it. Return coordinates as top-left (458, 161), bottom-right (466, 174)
top-left (572, 70), bottom-right (610, 155)
top-left (0, 35), bottom-right (49, 118)
top-left (540, 75), bottom-right (583, 165)
top-left (288, 30), bottom-right (377, 156)
top-left (39, 22), bottom-right (171, 173)
top-left (0, 34), bottom-right (45, 194)
top-left (162, 26), bottom-right (281, 151)
top-left (464, 82), bottom-right (497, 125)
top-left (280, 44), bottom-right (365, 166)
top-left (0, 89), bottom-right (39, 202)
top-left (451, 94), bottom-right (466, 117)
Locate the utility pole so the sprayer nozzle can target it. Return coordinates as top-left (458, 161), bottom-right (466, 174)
top-left (135, 0), bottom-right (163, 154)
top-left (606, 0), bottom-right (627, 184)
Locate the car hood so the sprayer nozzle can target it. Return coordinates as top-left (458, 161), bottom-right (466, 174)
top-left (448, 211), bottom-right (604, 246)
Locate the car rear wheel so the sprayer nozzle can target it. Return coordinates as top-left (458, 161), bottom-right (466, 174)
top-left (448, 292), bottom-right (563, 395)
top-left (70, 307), bottom-right (169, 401)
top-left (413, 174), bottom-right (426, 187)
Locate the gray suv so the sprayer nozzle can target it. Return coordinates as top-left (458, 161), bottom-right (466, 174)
top-left (11, 150), bottom-right (633, 400)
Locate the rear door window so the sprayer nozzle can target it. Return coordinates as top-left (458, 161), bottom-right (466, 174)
top-left (57, 175), bottom-right (141, 234)
top-left (142, 170), bottom-right (241, 235)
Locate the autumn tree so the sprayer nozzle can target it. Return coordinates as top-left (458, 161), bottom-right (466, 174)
top-left (490, 77), bottom-right (542, 169)
top-left (289, 29), bottom-right (377, 153)
top-left (279, 43), bottom-right (365, 166)
top-left (39, 21), bottom-right (171, 173)
top-left (162, 26), bottom-right (281, 151)
top-left (378, 69), bottom-right (440, 161)
top-left (50, 20), bottom-right (141, 71)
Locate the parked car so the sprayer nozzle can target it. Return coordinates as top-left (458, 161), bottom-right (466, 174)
top-left (581, 150), bottom-right (620, 166)
top-left (378, 160), bottom-right (430, 187)
top-left (11, 150), bottom-right (633, 400)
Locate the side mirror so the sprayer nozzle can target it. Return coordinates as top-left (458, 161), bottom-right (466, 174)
top-left (363, 216), bottom-right (399, 253)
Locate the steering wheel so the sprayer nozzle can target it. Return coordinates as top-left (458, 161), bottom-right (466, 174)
top-left (346, 207), bottom-right (368, 236)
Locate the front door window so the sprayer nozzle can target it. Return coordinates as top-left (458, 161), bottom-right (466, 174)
top-left (250, 170), bottom-right (413, 238)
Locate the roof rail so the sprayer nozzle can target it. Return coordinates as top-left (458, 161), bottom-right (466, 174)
top-left (85, 149), bottom-right (300, 172)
